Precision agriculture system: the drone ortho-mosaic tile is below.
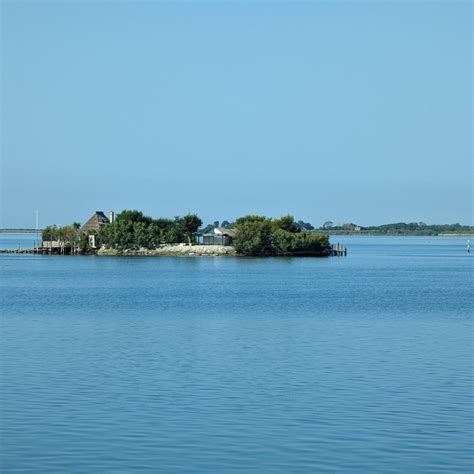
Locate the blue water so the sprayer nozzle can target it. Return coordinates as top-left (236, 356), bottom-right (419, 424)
top-left (0, 236), bottom-right (472, 473)
top-left (0, 234), bottom-right (40, 251)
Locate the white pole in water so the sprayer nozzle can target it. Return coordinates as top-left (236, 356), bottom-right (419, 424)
top-left (36, 210), bottom-right (39, 248)
top-left (468, 240), bottom-right (471, 255)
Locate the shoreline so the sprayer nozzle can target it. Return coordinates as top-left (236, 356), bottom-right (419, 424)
top-left (0, 243), bottom-right (334, 257)
top-left (0, 244), bottom-right (236, 257)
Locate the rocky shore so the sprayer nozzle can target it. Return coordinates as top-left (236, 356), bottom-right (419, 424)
top-left (97, 243), bottom-right (237, 257)
top-left (0, 244), bottom-right (337, 257)
top-left (1, 243), bottom-right (336, 257)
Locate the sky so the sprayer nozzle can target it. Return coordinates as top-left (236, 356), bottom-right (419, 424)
top-left (1, 0), bottom-right (472, 228)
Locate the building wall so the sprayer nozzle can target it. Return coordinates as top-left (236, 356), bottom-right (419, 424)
top-left (42, 240), bottom-right (62, 249)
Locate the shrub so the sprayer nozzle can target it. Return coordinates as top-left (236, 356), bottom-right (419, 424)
top-left (233, 217), bottom-right (274, 256)
top-left (234, 215), bottom-right (330, 256)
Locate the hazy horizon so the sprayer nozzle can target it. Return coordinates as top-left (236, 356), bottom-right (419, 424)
top-left (1, 1), bottom-right (472, 228)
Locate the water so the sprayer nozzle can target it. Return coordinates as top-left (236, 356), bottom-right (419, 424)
top-left (0, 234), bottom-right (40, 251)
top-left (1, 236), bottom-right (472, 473)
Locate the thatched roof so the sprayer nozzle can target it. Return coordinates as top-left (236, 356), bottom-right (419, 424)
top-left (80, 211), bottom-right (110, 233)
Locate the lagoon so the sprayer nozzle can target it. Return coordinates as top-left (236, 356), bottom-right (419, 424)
top-left (0, 236), bottom-right (472, 472)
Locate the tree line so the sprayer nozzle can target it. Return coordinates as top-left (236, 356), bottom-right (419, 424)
top-left (321, 222), bottom-right (474, 235)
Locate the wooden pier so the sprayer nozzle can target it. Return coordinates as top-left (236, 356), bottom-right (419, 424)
top-left (0, 245), bottom-right (84, 255)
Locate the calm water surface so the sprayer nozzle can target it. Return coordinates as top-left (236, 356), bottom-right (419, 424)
top-left (0, 234), bottom-right (40, 251)
top-left (0, 236), bottom-right (472, 472)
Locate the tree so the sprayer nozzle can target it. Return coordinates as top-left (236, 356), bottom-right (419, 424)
top-left (134, 222), bottom-right (150, 249)
top-left (291, 232), bottom-right (330, 254)
top-left (200, 223), bottom-right (215, 234)
top-left (272, 215), bottom-right (299, 233)
top-left (273, 229), bottom-right (330, 255)
top-left (42, 225), bottom-right (57, 241)
top-left (296, 220), bottom-right (314, 231)
top-left (233, 217), bottom-right (274, 256)
top-left (322, 221), bottom-right (333, 229)
top-left (116, 210), bottom-right (152, 225)
top-left (181, 213), bottom-right (203, 245)
top-left (273, 229), bottom-right (295, 253)
top-left (150, 218), bottom-right (175, 244)
top-left (235, 215), bottom-right (269, 225)
top-left (164, 224), bottom-right (184, 244)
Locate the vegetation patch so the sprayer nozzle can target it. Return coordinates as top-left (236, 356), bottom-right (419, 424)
top-left (98, 211), bottom-right (202, 250)
top-left (233, 215), bottom-right (331, 256)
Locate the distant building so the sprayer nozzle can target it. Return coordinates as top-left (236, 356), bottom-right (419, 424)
top-left (197, 227), bottom-right (236, 246)
top-left (342, 223), bottom-right (361, 232)
top-left (80, 210), bottom-right (114, 248)
top-left (80, 211), bottom-right (111, 233)
top-left (42, 240), bottom-right (62, 249)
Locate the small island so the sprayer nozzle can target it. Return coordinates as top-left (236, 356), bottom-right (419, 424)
top-left (38, 210), bottom-right (334, 257)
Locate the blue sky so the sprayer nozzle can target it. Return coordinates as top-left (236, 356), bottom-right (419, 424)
top-left (1, 1), bottom-right (472, 228)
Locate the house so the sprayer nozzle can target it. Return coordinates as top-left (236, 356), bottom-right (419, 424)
top-left (80, 211), bottom-right (113, 233)
top-left (42, 240), bottom-right (62, 250)
top-left (80, 210), bottom-right (114, 248)
top-left (197, 227), bottom-right (236, 246)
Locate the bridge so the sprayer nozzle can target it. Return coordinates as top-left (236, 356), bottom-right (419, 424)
top-left (0, 229), bottom-right (44, 234)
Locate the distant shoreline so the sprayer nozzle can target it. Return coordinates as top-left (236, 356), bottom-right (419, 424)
top-left (323, 232), bottom-right (474, 237)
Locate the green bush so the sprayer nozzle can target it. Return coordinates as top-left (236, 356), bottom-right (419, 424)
top-left (272, 215), bottom-right (300, 233)
top-left (273, 229), bottom-right (330, 255)
top-left (233, 217), bottom-right (274, 256)
top-left (234, 215), bottom-right (330, 256)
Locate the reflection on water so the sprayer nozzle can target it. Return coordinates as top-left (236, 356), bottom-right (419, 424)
top-left (0, 237), bottom-right (472, 473)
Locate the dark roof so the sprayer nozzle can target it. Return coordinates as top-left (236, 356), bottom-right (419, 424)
top-left (80, 211), bottom-right (110, 233)
top-left (197, 224), bottom-right (215, 235)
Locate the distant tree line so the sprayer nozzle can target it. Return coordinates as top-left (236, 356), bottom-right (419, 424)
top-left (319, 221), bottom-right (474, 235)
top-left (362, 222), bottom-right (473, 235)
